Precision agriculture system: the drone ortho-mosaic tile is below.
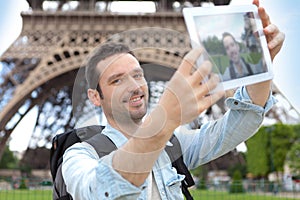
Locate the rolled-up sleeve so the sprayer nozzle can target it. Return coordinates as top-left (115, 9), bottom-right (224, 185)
top-left (177, 86), bottom-right (277, 169)
top-left (232, 85), bottom-right (277, 113)
top-left (62, 142), bottom-right (142, 200)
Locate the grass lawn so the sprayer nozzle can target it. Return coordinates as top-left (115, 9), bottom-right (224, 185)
top-left (0, 189), bottom-right (299, 200)
top-left (191, 189), bottom-right (300, 200)
top-left (210, 52), bottom-right (263, 75)
top-left (0, 189), bottom-right (52, 200)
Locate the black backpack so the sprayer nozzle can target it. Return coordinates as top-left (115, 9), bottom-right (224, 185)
top-left (50, 125), bottom-right (195, 200)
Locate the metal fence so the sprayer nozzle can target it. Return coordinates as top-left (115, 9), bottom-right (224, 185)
top-left (0, 177), bottom-right (300, 200)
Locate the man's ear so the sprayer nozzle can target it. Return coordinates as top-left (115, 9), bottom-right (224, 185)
top-left (87, 89), bottom-right (101, 107)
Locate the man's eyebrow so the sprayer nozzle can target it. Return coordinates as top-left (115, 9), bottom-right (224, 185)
top-left (107, 68), bottom-right (144, 83)
top-left (107, 73), bottom-right (124, 83)
top-left (132, 68), bottom-right (144, 74)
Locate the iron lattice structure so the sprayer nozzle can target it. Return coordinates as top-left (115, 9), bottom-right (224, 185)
top-left (0, 0), bottom-right (299, 161)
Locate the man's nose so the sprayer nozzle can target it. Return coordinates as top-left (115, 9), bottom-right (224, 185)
top-left (126, 77), bottom-right (141, 92)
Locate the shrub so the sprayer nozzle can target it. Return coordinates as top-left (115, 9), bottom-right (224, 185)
top-left (229, 170), bottom-right (244, 193)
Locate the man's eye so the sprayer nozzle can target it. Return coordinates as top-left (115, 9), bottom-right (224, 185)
top-left (111, 79), bottom-right (122, 84)
top-left (134, 73), bottom-right (144, 79)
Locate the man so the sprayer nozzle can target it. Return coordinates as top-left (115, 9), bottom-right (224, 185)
top-left (221, 31), bottom-right (265, 81)
top-left (242, 12), bottom-right (260, 52)
top-left (62, 0), bottom-right (285, 199)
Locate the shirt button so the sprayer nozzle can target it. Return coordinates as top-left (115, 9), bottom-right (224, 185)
top-left (105, 192), bottom-right (109, 197)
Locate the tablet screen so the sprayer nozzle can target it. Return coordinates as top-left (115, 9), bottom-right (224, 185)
top-left (183, 5), bottom-right (273, 91)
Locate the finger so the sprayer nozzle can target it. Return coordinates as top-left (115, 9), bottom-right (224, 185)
top-left (178, 47), bottom-right (204, 76)
top-left (197, 89), bottom-right (224, 113)
top-left (258, 7), bottom-right (271, 27)
top-left (263, 23), bottom-right (277, 43)
top-left (263, 24), bottom-right (285, 50)
top-left (269, 31), bottom-right (285, 60)
top-left (191, 60), bottom-right (212, 84)
top-left (264, 24), bottom-right (280, 44)
top-left (252, 0), bottom-right (259, 7)
top-left (264, 24), bottom-right (279, 36)
top-left (197, 73), bottom-right (220, 96)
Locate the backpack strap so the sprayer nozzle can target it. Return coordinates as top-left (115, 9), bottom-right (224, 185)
top-left (165, 135), bottom-right (195, 200)
top-left (56, 195), bottom-right (72, 200)
top-left (50, 125), bottom-right (105, 182)
top-left (76, 125), bottom-right (105, 140)
top-left (242, 57), bottom-right (254, 76)
top-left (51, 126), bottom-right (105, 200)
top-left (85, 133), bottom-right (117, 157)
top-left (229, 58), bottom-right (254, 79)
top-left (53, 165), bottom-right (73, 200)
top-left (229, 61), bottom-right (236, 79)
top-left (50, 129), bottom-right (81, 182)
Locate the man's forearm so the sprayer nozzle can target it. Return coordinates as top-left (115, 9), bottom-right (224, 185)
top-left (112, 105), bottom-right (178, 186)
top-left (246, 80), bottom-right (271, 107)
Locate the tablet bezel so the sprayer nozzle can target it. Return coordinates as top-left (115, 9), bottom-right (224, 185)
top-left (183, 5), bottom-right (273, 91)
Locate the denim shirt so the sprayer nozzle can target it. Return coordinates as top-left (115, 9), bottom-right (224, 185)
top-left (62, 86), bottom-right (276, 200)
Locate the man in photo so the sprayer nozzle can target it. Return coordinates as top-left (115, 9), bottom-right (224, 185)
top-left (221, 32), bottom-right (266, 81)
top-left (242, 12), bottom-right (260, 53)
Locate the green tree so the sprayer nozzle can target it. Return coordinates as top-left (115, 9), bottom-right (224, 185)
top-left (202, 35), bottom-right (223, 55)
top-left (246, 124), bottom-right (296, 177)
top-left (269, 124), bottom-right (295, 172)
top-left (292, 124), bottom-right (300, 135)
top-left (246, 127), bottom-right (269, 177)
top-left (229, 170), bottom-right (244, 193)
top-left (287, 124), bottom-right (300, 174)
top-left (19, 178), bottom-right (28, 189)
top-left (0, 146), bottom-right (18, 169)
top-left (287, 141), bottom-right (300, 174)
top-left (228, 163), bottom-right (247, 179)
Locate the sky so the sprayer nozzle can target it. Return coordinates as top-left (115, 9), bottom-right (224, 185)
top-left (231, 0), bottom-right (300, 114)
top-left (194, 13), bottom-right (245, 41)
top-left (0, 0), bottom-right (300, 152)
top-left (229, 0), bottom-right (300, 117)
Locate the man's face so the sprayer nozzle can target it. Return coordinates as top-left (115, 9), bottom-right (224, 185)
top-left (223, 35), bottom-right (240, 64)
top-left (97, 53), bottom-right (149, 124)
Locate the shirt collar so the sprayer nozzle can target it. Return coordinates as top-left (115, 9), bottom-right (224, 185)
top-left (101, 124), bottom-right (128, 148)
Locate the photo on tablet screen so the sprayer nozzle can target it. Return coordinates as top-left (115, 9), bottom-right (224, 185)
top-left (183, 5), bottom-right (273, 91)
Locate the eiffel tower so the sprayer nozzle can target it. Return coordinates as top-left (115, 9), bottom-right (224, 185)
top-left (0, 0), bottom-right (298, 162)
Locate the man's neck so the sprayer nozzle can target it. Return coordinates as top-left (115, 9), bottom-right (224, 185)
top-left (108, 119), bottom-right (142, 139)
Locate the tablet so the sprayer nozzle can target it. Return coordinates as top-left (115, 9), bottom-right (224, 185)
top-left (183, 5), bottom-right (273, 91)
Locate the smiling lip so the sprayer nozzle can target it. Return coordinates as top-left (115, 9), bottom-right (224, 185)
top-left (129, 95), bottom-right (144, 106)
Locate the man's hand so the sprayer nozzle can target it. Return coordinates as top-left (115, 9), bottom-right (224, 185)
top-left (159, 48), bottom-right (224, 127)
top-left (246, 0), bottom-right (285, 107)
top-left (253, 0), bottom-right (285, 61)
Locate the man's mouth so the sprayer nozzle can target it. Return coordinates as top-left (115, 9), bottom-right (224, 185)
top-left (130, 96), bottom-right (142, 103)
top-left (129, 95), bottom-right (144, 106)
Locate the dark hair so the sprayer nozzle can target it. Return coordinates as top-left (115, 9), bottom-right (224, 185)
top-left (85, 42), bottom-right (132, 90)
top-left (222, 32), bottom-right (237, 43)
